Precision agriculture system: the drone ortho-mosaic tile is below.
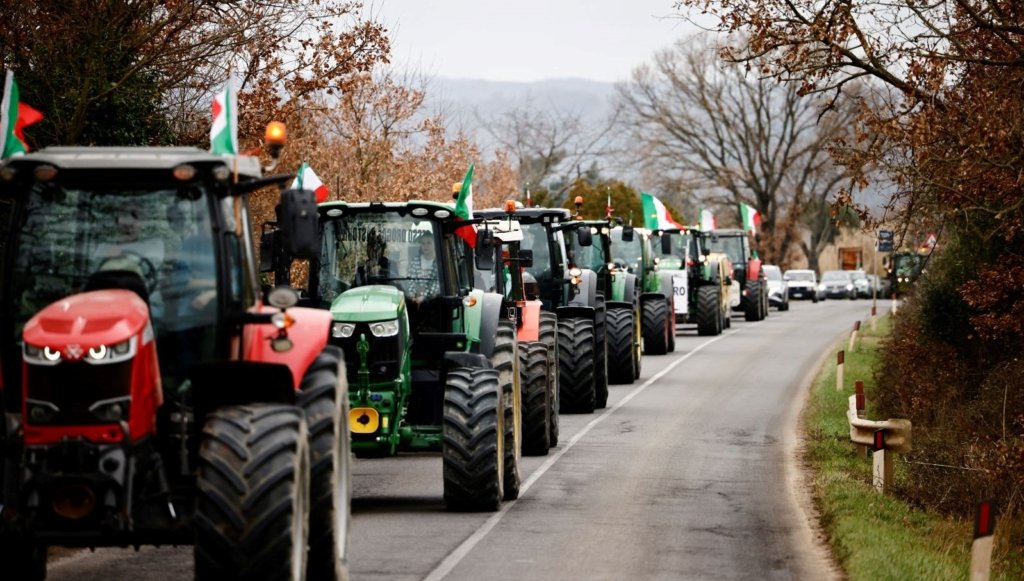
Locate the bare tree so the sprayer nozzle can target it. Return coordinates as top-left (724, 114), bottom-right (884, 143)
top-left (614, 34), bottom-right (855, 264)
top-left (478, 98), bottom-right (618, 203)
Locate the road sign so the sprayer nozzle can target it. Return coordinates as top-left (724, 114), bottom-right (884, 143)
top-left (878, 229), bottom-right (893, 252)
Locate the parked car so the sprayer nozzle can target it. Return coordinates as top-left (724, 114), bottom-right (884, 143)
top-left (866, 274), bottom-right (891, 298)
top-left (820, 270), bottom-right (857, 300)
top-left (850, 269), bottom-right (871, 298)
top-left (763, 264), bottom-right (789, 311)
top-left (784, 269), bottom-right (820, 302)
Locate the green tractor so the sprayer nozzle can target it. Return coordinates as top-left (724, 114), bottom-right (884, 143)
top-left (651, 227), bottom-right (732, 335)
top-left (701, 228), bottom-right (768, 322)
top-left (609, 226), bottom-right (676, 355)
top-left (267, 201), bottom-right (522, 510)
top-left (475, 206), bottom-right (604, 416)
top-left (565, 211), bottom-right (640, 388)
top-left (476, 211), bottom-right (555, 456)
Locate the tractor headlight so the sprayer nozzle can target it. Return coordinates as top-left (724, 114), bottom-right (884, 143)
top-left (332, 322), bottom-right (356, 338)
top-left (369, 319), bottom-right (400, 338)
top-left (569, 267), bottom-right (582, 278)
top-left (85, 338), bottom-right (136, 365)
top-left (89, 396), bottom-right (132, 422)
top-left (24, 344), bottom-right (62, 366)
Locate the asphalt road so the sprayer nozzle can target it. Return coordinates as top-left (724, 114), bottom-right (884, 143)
top-left (47, 297), bottom-right (880, 580)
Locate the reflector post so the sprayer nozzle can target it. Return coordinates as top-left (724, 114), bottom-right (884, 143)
top-left (975, 498), bottom-right (997, 539)
top-left (873, 429), bottom-right (885, 451)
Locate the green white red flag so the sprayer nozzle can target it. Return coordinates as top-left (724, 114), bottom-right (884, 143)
top-left (453, 164), bottom-right (476, 247)
top-left (699, 208), bottom-right (716, 230)
top-left (1, 71), bottom-right (44, 158)
top-left (641, 192), bottom-right (685, 231)
top-left (291, 162), bottom-right (329, 203)
top-left (739, 202), bottom-right (760, 234)
top-left (209, 85), bottom-right (238, 155)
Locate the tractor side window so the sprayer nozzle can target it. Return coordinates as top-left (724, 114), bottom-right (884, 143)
top-left (452, 235), bottom-right (473, 294)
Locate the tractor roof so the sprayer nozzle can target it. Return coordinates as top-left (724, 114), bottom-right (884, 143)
top-left (318, 200), bottom-right (459, 221)
top-left (476, 207), bottom-right (571, 223)
top-left (707, 228), bottom-right (747, 237)
top-left (1, 146), bottom-right (263, 180)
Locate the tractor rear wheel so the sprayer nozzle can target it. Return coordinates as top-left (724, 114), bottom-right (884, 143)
top-left (442, 367), bottom-right (503, 511)
top-left (297, 346), bottom-right (350, 581)
top-left (557, 317), bottom-right (596, 413)
top-left (696, 285), bottom-right (722, 336)
top-left (492, 321), bottom-right (521, 500)
top-left (606, 308), bottom-right (636, 385)
top-left (666, 297), bottom-right (676, 353)
top-left (642, 298), bottom-right (669, 355)
top-left (195, 405), bottom-right (310, 581)
top-left (519, 341), bottom-right (551, 456)
top-left (0, 540), bottom-right (47, 580)
top-left (744, 280), bottom-right (762, 321)
top-left (539, 311), bottom-right (559, 447)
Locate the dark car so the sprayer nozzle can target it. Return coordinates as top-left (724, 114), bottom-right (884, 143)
top-left (820, 270), bottom-right (857, 300)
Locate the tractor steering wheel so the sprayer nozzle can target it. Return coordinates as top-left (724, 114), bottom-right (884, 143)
top-left (99, 250), bottom-right (159, 294)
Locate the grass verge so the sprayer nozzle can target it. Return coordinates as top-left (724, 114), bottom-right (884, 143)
top-left (803, 312), bottom-right (1023, 579)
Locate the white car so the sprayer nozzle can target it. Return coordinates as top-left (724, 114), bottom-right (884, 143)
top-left (763, 265), bottom-right (789, 311)
top-left (784, 269), bottom-right (820, 302)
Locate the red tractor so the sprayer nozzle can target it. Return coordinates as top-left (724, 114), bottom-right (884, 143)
top-left (0, 138), bottom-right (350, 579)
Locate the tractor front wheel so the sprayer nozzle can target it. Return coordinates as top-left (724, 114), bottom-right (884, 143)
top-left (539, 311), bottom-right (559, 447)
top-left (492, 321), bottom-right (521, 500)
top-left (298, 346), bottom-right (351, 581)
top-left (606, 308), bottom-right (636, 385)
top-left (443, 367), bottom-right (503, 511)
top-left (519, 341), bottom-right (551, 456)
top-left (642, 298), bottom-right (669, 355)
top-left (744, 280), bottom-right (762, 322)
top-left (195, 405), bottom-right (311, 581)
top-left (696, 285), bottom-right (722, 336)
top-left (557, 317), bottom-right (596, 413)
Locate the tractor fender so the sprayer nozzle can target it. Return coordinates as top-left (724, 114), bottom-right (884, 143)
top-left (746, 258), bottom-right (763, 281)
top-left (190, 360), bottom-right (297, 417)
top-left (640, 292), bottom-right (665, 306)
top-left (477, 291), bottom-right (505, 358)
top-left (704, 261), bottom-right (722, 285)
top-left (605, 300), bottom-right (634, 311)
top-left (657, 272), bottom-right (676, 300)
top-left (518, 300), bottom-right (541, 342)
top-left (244, 305), bottom-right (333, 390)
top-left (622, 273), bottom-right (638, 305)
top-left (556, 305), bottom-right (596, 321)
top-left (567, 269), bottom-right (598, 307)
top-left (443, 351), bottom-right (491, 370)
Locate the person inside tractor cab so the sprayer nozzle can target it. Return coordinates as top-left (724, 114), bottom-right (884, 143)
top-left (89, 203), bottom-right (165, 304)
top-left (522, 224), bottom-right (551, 279)
top-left (355, 228), bottom-right (391, 286)
top-left (406, 232), bottom-right (439, 304)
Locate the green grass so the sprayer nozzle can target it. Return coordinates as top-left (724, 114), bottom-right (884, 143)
top-left (803, 313), bottom-right (1022, 580)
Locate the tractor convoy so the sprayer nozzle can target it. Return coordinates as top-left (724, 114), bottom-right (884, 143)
top-left (0, 131), bottom-right (778, 579)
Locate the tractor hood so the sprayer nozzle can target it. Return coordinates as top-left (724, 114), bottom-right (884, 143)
top-left (22, 289), bottom-right (150, 357)
top-left (330, 285), bottom-right (406, 323)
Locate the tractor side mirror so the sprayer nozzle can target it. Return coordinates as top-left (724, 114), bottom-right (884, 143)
top-left (660, 234), bottom-right (672, 255)
top-left (702, 246), bottom-right (711, 256)
top-left (622, 224), bottom-right (635, 242)
top-left (519, 248), bottom-right (533, 268)
top-left (259, 228), bottom-right (279, 273)
top-left (576, 227), bottom-right (593, 247)
top-left (276, 189), bottom-right (319, 259)
top-left (475, 229), bottom-right (496, 271)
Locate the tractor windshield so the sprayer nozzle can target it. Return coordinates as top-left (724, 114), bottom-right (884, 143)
top-left (610, 229), bottom-right (644, 273)
top-left (317, 213), bottom-right (441, 305)
top-left (520, 222), bottom-right (554, 283)
top-left (702, 234), bottom-right (747, 266)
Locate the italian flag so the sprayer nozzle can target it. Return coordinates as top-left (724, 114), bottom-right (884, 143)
top-left (739, 202), bottom-right (760, 234)
top-left (699, 208), bottom-right (716, 231)
top-left (209, 85), bottom-right (238, 155)
top-left (1, 71), bottom-right (44, 158)
top-left (641, 192), bottom-right (685, 231)
top-left (291, 162), bottom-right (330, 203)
top-left (453, 164), bottom-right (476, 247)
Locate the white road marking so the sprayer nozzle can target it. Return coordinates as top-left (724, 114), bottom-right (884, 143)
top-left (423, 330), bottom-right (737, 581)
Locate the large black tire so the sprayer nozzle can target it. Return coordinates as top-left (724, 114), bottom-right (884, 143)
top-left (195, 405), bottom-right (311, 581)
top-left (539, 311), bottom-right (559, 447)
top-left (593, 295), bottom-right (609, 409)
top-left (744, 280), bottom-right (762, 321)
top-left (491, 320), bottom-right (521, 500)
top-left (666, 297), bottom-right (676, 353)
top-left (606, 308), bottom-right (636, 385)
top-left (297, 346), bottom-right (350, 581)
top-left (632, 305), bottom-right (642, 380)
top-left (442, 367), bottom-right (503, 511)
top-left (696, 285), bottom-right (722, 336)
top-left (0, 540), bottom-right (47, 580)
top-left (557, 317), bottom-right (596, 413)
top-left (642, 298), bottom-right (669, 355)
top-left (519, 341), bottom-right (551, 456)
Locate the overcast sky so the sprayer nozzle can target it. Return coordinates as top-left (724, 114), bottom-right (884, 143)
top-left (372, 1), bottom-right (695, 83)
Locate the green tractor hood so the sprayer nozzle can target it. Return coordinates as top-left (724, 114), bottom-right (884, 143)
top-left (330, 285), bottom-right (406, 322)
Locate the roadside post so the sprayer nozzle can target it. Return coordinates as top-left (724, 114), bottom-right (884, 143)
top-left (846, 393), bottom-right (911, 494)
top-left (849, 320), bottom-right (861, 352)
top-left (971, 498), bottom-right (997, 581)
top-left (836, 350), bottom-right (845, 392)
